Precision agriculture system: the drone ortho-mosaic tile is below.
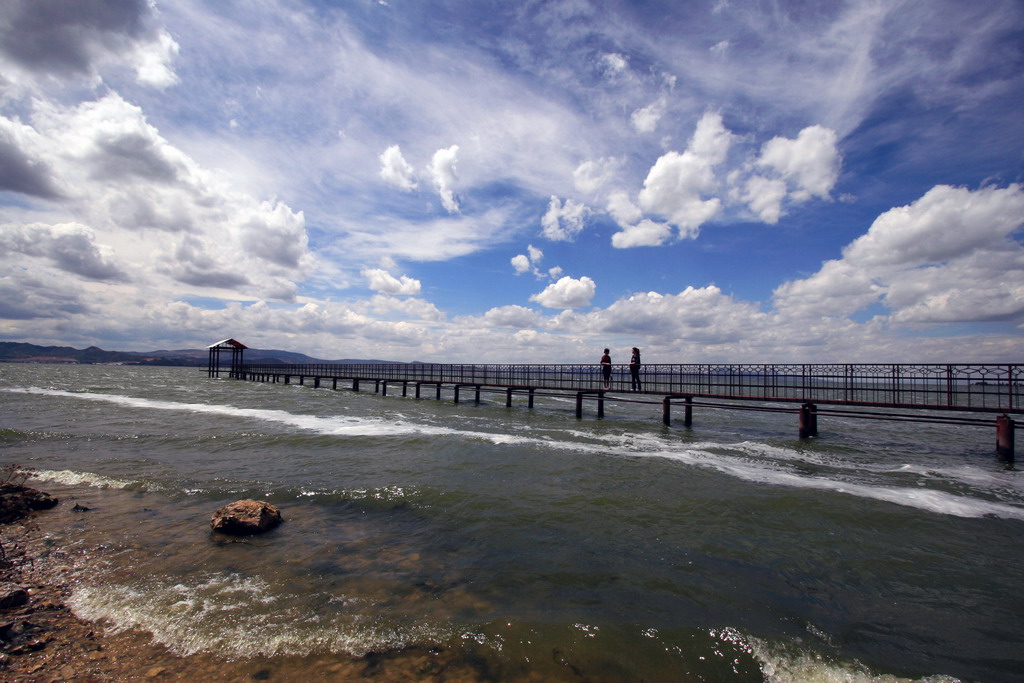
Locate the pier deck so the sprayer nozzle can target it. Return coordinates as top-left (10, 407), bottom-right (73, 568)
top-left (219, 362), bottom-right (1021, 463)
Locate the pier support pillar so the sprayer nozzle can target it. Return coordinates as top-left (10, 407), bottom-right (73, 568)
top-left (454, 385), bottom-right (461, 403)
top-left (528, 388), bottom-right (535, 409)
top-left (353, 379), bottom-right (360, 392)
top-left (284, 375), bottom-right (290, 384)
top-left (402, 381), bottom-right (408, 397)
top-left (332, 378), bottom-right (337, 390)
top-left (576, 392), bottom-right (584, 419)
top-left (997, 414), bottom-right (1015, 464)
top-left (382, 381), bottom-right (388, 396)
top-left (475, 386), bottom-right (481, 403)
top-left (436, 383), bottom-right (442, 400)
top-left (799, 402), bottom-right (818, 439)
top-left (299, 376), bottom-right (305, 386)
top-left (314, 377), bottom-right (320, 389)
top-left (684, 396), bottom-right (693, 427)
top-left (662, 396), bottom-right (671, 426)
top-left (597, 391), bottom-right (605, 418)
top-left (415, 383), bottom-right (422, 399)
top-left (506, 388), bottom-right (513, 408)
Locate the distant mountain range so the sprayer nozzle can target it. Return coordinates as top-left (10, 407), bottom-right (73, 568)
top-left (0, 341), bottom-right (404, 366)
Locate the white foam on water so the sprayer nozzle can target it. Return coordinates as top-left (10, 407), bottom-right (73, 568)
top-left (707, 628), bottom-right (961, 683)
top-left (31, 468), bottom-right (162, 492)
top-left (5, 387), bottom-right (465, 439)
top-left (9, 386), bottom-right (1022, 521)
top-left (640, 444), bottom-right (1024, 520)
top-left (68, 573), bottom-right (459, 659)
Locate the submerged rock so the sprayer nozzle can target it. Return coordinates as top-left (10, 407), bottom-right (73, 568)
top-left (210, 500), bottom-right (283, 535)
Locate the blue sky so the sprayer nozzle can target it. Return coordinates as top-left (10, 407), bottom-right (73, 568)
top-left (1, 0), bottom-right (1022, 362)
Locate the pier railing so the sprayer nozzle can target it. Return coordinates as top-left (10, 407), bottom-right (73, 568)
top-left (231, 362), bottom-right (1023, 414)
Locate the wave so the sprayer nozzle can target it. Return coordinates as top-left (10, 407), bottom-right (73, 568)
top-left (68, 572), bottom-right (459, 659)
top-left (5, 387), bottom-right (465, 439)
top-left (30, 468), bottom-right (164, 492)
top-left (67, 574), bottom-right (960, 683)
top-left (8, 386), bottom-right (1022, 522)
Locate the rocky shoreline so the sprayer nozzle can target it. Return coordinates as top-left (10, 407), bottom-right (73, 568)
top-left (0, 483), bottom-right (261, 681)
top-left (0, 484), bottom-right (471, 682)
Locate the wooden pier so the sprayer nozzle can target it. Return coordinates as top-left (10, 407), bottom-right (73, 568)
top-left (213, 357), bottom-right (1022, 464)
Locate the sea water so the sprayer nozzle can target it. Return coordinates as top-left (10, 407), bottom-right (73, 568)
top-left (0, 364), bottom-right (1021, 681)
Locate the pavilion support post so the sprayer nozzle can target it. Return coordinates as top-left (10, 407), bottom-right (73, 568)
top-left (799, 402), bottom-right (818, 439)
top-left (996, 415), bottom-right (1015, 464)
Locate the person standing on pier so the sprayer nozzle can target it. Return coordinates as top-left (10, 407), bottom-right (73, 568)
top-left (600, 348), bottom-right (612, 389)
top-left (629, 347), bottom-right (642, 391)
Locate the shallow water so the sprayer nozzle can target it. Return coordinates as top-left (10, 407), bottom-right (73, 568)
top-left (1, 364), bottom-right (1021, 681)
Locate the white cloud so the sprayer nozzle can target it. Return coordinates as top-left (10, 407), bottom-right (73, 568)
top-left (511, 253), bottom-right (531, 275)
top-left (133, 29), bottom-right (181, 89)
top-left (336, 207), bottom-right (514, 263)
top-left (756, 125), bottom-right (840, 202)
top-left (483, 304), bottom-right (540, 328)
top-left (429, 144), bottom-right (460, 213)
top-left (600, 52), bottom-right (629, 77)
top-left (631, 97), bottom-right (666, 133)
top-left (635, 111), bottom-right (733, 239)
top-left (0, 93), bottom-right (312, 303)
top-left (512, 244), bottom-right (558, 279)
top-left (530, 275), bottom-right (596, 310)
top-left (573, 158), bottom-right (618, 195)
top-left (611, 219), bottom-right (673, 249)
top-left (367, 294), bottom-right (443, 321)
top-left (741, 175), bottom-right (788, 224)
top-left (379, 144), bottom-right (417, 191)
top-left (606, 191), bottom-right (643, 226)
top-left (842, 184), bottom-right (1024, 267)
top-left (362, 268), bottom-right (422, 295)
top-left (774, 184), bottom-right (1024, 323)
top-left (541, 196), bottom-right (588, 241)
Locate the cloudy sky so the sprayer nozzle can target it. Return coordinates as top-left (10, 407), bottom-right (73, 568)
top-left (1, 0), bottom-right (1022, 363)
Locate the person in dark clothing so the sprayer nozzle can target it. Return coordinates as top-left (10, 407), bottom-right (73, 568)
top-left (600, 348), bottom-right (612, 389)
top-left (629, 347), bottom-right (642, 391)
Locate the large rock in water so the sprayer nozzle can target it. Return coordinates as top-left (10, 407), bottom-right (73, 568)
top-left (0, 484), bottom-right (58, 524)
top-left (210, 500), bottom-right (283, 535)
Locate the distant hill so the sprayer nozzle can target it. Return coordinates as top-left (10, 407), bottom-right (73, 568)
top-left (0, 342), bottom-right (405, 366)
